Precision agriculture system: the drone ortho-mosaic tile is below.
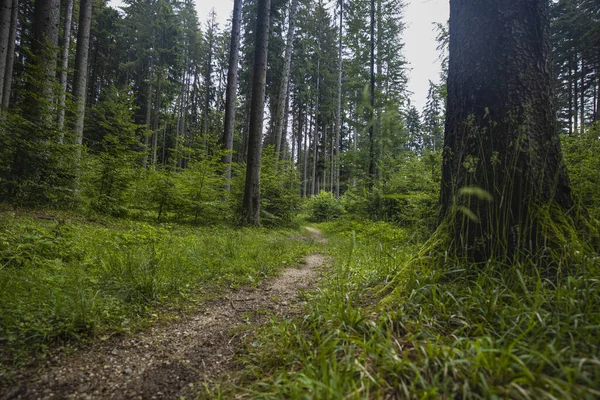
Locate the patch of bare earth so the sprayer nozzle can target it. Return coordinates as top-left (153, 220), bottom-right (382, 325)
top-left (1, 229), bottom-right (327, 400)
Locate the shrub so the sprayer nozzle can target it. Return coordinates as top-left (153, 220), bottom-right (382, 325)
top-left (306, 190), bottom-right (345, 222)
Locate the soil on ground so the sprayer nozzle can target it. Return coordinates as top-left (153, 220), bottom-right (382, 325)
top-left (0, 228), bottom-right (327, 400)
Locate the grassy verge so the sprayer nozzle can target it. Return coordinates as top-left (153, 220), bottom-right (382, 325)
top-left (0, 210), bottom-right (314, 364)
top-left (210, 218), bottom-right (600, 399)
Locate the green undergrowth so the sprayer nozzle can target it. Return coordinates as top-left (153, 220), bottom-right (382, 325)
top-left (209, 218), bottom-right (600, 399)
top-left (0, 210), bottom-right (314, 364)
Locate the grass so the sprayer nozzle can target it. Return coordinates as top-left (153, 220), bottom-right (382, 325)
top-left (206, 218), bottom-right (600, 399)
top-left (0, 209), bottom-right (314, 364)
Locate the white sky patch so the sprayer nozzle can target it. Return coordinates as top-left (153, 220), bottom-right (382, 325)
top-left (403, 0), bottom-right (449, 111)
top-left (196, 0), bottom-right (233, 26)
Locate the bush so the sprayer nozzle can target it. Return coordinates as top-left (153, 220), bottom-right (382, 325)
top-left (562, 123), bottom-right (600, 220)
top-left (306, 191), bottom-right (345, 222)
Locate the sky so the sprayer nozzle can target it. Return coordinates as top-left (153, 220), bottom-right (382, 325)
top-left (195, 0), bottom-right (450, 112)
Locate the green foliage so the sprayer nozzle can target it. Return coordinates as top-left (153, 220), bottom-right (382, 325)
top-left (210, 221), bottom-right (600, 399)
top-left (306, 190), bottom-right (345, 222)
top-left (82, 87), bottom-right (142, 216)
top-left (258, 148), bottom-right (302, 226)
top-left (229, 147), bottom-right (302, 227)
top-left (562, 123), bottom-right (600, 220)
top-left (347, 150), bottom-right (441, 237)
top-left (0, 113), bottom-right (75, 208)
top-left (0, 212), bottom-right (313, 359)
top-left (126, 134), bottom-right (232, 224)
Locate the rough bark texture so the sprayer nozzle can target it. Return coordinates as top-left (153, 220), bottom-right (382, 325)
top-left (440, 0), bottom-right (572, 260)
top-left (0, 0), bottom-right (17, 109)
top-left (0, 0), bottom-right (12, 106)
top-left (57, 0), bottom-right (74, 135)
top-left (72, 0), bottom-right (92, 182)
top-left (242, 0), bottom-right (271, 226)
top-left (30, 0), bottom-right (61, 121)
top-left (222, 0), bottom-right (242, 192)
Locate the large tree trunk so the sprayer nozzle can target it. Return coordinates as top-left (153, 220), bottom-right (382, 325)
top-left (222, 0), bottom-right (242, 193)
top-left (29, 0), bottom-right (61, 123)
top-left (242, 0), bottom-right (271, 226)
top-left (57, 0), bottom-right (73, 136)
top-left (1, 0), bottom-right (17, 110)
top-left (0, 0), bottom-right (13, 107)
top-left (440, 0), bottom-right (572, 261)
top-left (273, 0), bottom-right (297, 162)
top-left (72, 0), bottom-right (92, 187)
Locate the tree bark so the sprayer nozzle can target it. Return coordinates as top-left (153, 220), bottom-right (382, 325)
top-left (580, 55), bottom-right (585, 134)
top-left (72, 0), bottom-right (92, 188)
top-left (203, 14), bottom-right (215, 139)
top-left (57, 0), bottom-right (73, 137)
top-left (1, 0), bottom-right (17, 110)
top-left (242, 0), bottom-right (271, 226)
top-left (273, 0), bottom-right (297, 162)
top-left (143, 73), bottom-right (153, 170)
top-left (334, 0), bottom-right (343, 197)
top-left (368, 0), bottom-right (376, 183)
top-left (0, 0), bottom-right (12, 107)
top-left (151, 72), bottom-right (162, 167)
top-left (303, 111), bottom-right (310, 197)
top-left (222, 0), bottom-right (242, 193)
top-left (311, 116), bottom-right (319, 196)
top-left (30, 0), bottom-right (61, 123)
top-left (574, 55), bottom-right (579, 134)
top-left (440, 0), bottom-right (572, 260)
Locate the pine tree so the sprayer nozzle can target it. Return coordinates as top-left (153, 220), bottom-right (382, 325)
top-left (243, 0), bottom-right (271, 226)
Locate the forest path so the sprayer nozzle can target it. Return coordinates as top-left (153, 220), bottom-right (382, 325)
top-left (2, 228), bottom-right (327, 400)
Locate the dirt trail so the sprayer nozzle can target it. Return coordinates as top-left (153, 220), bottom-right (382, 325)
top-left (1, 229), bottom-right (327, 400)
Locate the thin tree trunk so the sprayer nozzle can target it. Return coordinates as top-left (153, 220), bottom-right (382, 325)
top-left (279, 86), bottom-right (290, 161)
top-left (57, 0), bottom-right (73, 136)
top-left (143, 73), bottom-right (153, 170)
top-left (242, 0), bottom-right (271, 226)
top-left (274, 0), bottom-right (297, 162)
top-left (161, 123), bottom-right (166, 166)
top-left (574, 56), bottom-right (579, 134)
top-left (334, 0), bottom-right (342, 197)
top-left (311, 118), bottom-right (319, 196)
top-left (297, 105), bottom-right (303, 169)
top-left (568, 62), bottom-right (573, 134)
top-left (303, 111), bottom-right (311, 197)
top-left (594, 62), bottom-right (600, 121)
top-left (222, 0), bottom-right (242, 193)
top-left (368, 0), bottom-right (376, 183)
top-left (1, 0), bottom-right (17, 110)
top-left (30, 0), bottom-right (61, 123)
top-left (580, 55), bottom-right (585, 134)
top-left (151, 72), bottom-right (162, 167)
top-left (203, 17), bottom-right (215, 138)
top-left (72, 0), bottom-right (92, 189)
top-left (0, 0), bottom-right (12, 107)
